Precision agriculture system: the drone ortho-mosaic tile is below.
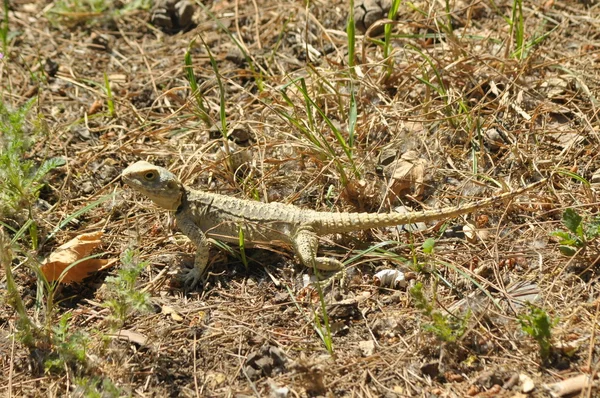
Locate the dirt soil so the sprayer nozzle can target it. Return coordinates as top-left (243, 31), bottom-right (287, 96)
top-left (1, 0), bottom-right (600, 397)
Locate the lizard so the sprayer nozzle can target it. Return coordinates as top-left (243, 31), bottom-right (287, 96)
top-left (121, 160), bottom-right (546, 288)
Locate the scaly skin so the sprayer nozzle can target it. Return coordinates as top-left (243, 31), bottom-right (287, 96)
top-left (122, 161), bottom-right (546, 287)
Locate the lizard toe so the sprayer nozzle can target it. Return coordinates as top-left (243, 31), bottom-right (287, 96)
top-left (182, 267), bottom-right (203, 289)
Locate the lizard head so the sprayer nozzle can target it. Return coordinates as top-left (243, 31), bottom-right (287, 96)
top-left (122, 161), bottom-right (183, 210)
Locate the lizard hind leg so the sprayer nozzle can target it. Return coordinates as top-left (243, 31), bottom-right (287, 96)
top-left (293, 226), bottom-right (344, 271)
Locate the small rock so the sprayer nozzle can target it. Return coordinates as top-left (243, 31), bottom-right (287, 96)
top-left (353, 0), bottom-right (393, 35)
top-left (272, 292), bottom-right (289, 304)
top-left (463, 223), bottom-right (477, 243)
top-left (98, 165), bottom-right (118, 182)
top-left (420, 361), bottom-right (440, 378)
top-left (89, 32), bottom-right (111, 51)
top-left (44, 58), bottom-right (59, 78)
top-left (71, 125), bottom-right (90, 140)
top-left (267, 379), bottom-right (289, 398)
top-left (520, 373), bottom-right (535, 393)
top-left (244, 345), bottom-right (287, 380)
top-left (591, 168), bottom-right (600, 184)
top-left (225, 46), bottom-right (246, 66)
top-left (358, 340), bottom-right (376, 356)
top-left (371, 317), bottom-right (404, 338)
top-left (326, 298), bottom-right (360, 319)
top-left (151, 0), bottom-right (196, 33)
top-left (475, 371), bottom-right (503, 389)
top-left (483, 127), bottom-right (510, 151)
top-left (80, 181), bottom-right (94, 195)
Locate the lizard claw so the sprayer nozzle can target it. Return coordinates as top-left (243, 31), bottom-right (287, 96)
top-left (181, 267), bottom-right (204, 289)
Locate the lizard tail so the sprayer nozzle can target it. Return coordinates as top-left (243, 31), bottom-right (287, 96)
top-left (313, 178), bottom-right (546, 234)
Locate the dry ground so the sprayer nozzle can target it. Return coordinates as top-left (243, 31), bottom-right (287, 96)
top-left (1, 0), bottom-right (600, 396)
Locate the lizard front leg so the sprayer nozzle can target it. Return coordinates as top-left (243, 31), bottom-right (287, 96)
top-left (293, 226), bottom-right (344, 271)
top-left (177, 216), bottom-right (210, 288)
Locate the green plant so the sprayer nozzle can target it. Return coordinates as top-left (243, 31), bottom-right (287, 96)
top-left (348, 83), bottom-right (357, 150)
top-left (0, 98), bottom-right (65, 248)
top-left (184, 41), bottom-right (211, 126)
top-left (102, 248), bottom-right (153, 329)
top-left (238, 225), bottom-right (249, 272)
top-left (311, 265), bottom-right (334, 355)
top-left (202, 36), bottom-right (233, 170)
top-left (346, 0), bottom-right (355, 68)
top-left (195, 2), bottom-right (264, 92)
top-left (1, 228), bottom-right (37, 347)
top-left (404, 44), bottom-right (471, 128)
top-left (47, 0), bottom-right (151, 26)
top-left (518, 304), bottom-right (557, 362)
top-left (73, 376), bottom-right (121, 397)
top-left (422, 238), bottom-right (435, 254)
top-left (552, 208), bottom-right (600, 256)
top-left (278, 77), bottom-right (360, 186)
top-left (410, 282), bottom-right (470, 343)
top-left (383, 0), bottom-right (402, 73)
top-left (47, 0), bottom-right (109, 25)
top-left (103, 72), bottom-right (115, 118)
top-left (3, 192), bottom-right (111, 343)
top-left (44, 312), bottom-right (90, 374)
top-left (509, 0), bottom-right (524, 59)
top-left (2, 228), bottom-right (94, 376)
top-left (1, 0), bottom-right (9, 55)
top-left (488, 0), bottom-right (554, 59)
top-left (119, 0), bottom-right (152, 13)
top-left (284, 279), bottom-right (334, 355)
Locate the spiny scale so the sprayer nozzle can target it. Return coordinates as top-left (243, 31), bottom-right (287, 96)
top-left (122, 160), bottom-right (547, 289)
top-left (312, 178), bottom-right (547, 233)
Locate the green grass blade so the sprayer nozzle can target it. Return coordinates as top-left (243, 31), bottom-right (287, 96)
top-left (1, 0), bottom-right (8, 54)
top-left (184, 40), bottom-right (211, 126)
top-left (294, 79), bottom-right (359, 178)
top-left (45, 194), bottom-right (114, 243)
top-left (200, 35), bottom-right (232, 170)
top-left (195, 2), bottom-right (264, 91)
top-left (103, 72), bottom-right (115, 118)
top-left (348, 84), bottom-right (357, 149)
top-left (347, 0), bottom-right (355, 69)
top-left (384, 0), bottom-right (402, 73)
top-left (238, 225), bottom-right (248, 272)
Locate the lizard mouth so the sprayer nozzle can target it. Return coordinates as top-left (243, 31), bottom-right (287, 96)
top-left (120, 174), bottom-right (135, 186)
top-left (121, 174), bottom-right (183, 211)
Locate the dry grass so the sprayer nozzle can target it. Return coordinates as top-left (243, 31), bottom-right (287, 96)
top-left (1, 0), bottom-right (600, 396)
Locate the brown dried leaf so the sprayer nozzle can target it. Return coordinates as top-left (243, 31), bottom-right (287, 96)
top-left (383, 150), bottom-right (428, 201)
top-left (41, 231), bottom-right (116, 283)
top-left (88, 99), bottom-right (104, 115)
top-left (373, 269), bottom-right (407, 289)
top-left (162, 305), bottom-right (184, 322)
top-left (111, 329), bottom-right (148, 346)
top-left (545, 374), bottom-right (593, 397)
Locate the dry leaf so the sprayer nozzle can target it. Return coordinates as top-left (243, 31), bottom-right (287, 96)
top-left (373, 269), bottom-right (406, 289)
top-left (111, 329), bottom-right (148, 346)
top-left (383, 150), bottom-right (428, 201)
top-left (545, 374), bottom-right (593, 397)
top-left (41, 231), bottom-right (116, 283)
top-left (162, 305), bottom-right (184, 322)
top-left (88, 99), bottom-right (103, 115)
top-left (463, 223), bottom-right (477, 243)
top-left (520, 373), bottom-right (535, 393)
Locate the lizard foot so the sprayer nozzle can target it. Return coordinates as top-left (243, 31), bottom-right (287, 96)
top-left (313, 267), bottom-right (349, 291)
top-left (180, 267), bottom-right (205, 290)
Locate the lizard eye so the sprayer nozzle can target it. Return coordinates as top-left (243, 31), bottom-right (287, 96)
top-left (144, 172), bottom-right (155, 180)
